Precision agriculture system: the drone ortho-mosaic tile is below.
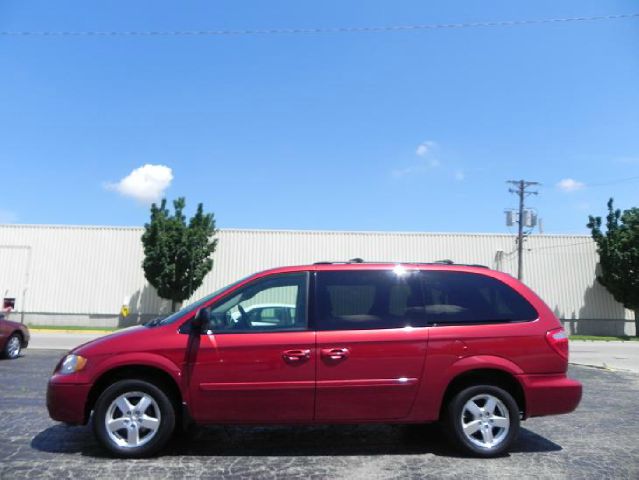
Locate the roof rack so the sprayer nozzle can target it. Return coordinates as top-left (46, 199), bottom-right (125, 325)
top-left (313, 259), bottom-right (489, 268)
top-left (313, 258), bottom-right (364, 265)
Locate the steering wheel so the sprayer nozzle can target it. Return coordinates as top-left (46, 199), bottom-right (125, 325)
top-left (236, 304), bottom-right (251, 329)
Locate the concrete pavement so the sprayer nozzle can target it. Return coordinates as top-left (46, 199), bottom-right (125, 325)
top-left (570, 341), bottom-right (639, 373)
top-left (28, 332), bottom-right (106, 351)
top-left (27, 332), bottom-right (639, 373)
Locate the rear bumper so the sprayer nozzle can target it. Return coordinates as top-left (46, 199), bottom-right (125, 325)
top-left (518, 373), bottom-right (582, 418)
top-left (47, 379), bottom-right (92, 425)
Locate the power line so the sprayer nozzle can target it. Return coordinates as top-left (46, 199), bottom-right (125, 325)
top-left (528, 241), bottom-right (594, 251)
top-left (1, 13), bottom-right (638, 37)
top-left (499, 241), bottom-right (594, 265)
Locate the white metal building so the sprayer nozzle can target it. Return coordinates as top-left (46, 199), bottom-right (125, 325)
top-left (0, 224), bottom-right (634, 335)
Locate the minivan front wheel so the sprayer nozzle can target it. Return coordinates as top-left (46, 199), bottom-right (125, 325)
top-left (93, 379), bottom-right (175, 457)
top-left (4, 334), bottom-right (21, 359)
top-left (445, 385), bottom-right (520, 457)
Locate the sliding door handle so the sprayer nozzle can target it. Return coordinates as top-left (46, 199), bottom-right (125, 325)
top-left (282, 349), bottom-right (311, 362)
top-left (320, 347), bottom-right (350, 361)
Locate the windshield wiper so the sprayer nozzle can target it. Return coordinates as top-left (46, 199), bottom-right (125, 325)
top-left (144, 316), bottom-right (166, 327)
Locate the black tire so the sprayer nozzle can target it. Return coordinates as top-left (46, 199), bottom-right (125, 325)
top-left (444, 385), bottom-right (520, 457)
top-left (3, 333), bottom-right (22, 359)
top-left (93, 379), bottom-right (176, 458)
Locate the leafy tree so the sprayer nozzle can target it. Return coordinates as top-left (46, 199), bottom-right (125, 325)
top-left (587, 198), bottom-right (639, 336)
top-left (142, 197), bottom-right (218, 312)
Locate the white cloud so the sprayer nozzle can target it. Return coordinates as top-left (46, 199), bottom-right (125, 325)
top-left (392, 140), bottom-right (441, 179)
top-left (454, 169), bottom-right (465, 181)
top-left (391, 160), bottom-right (441, 178)
top-left (106, 164), bottom-right (173, 203)
top-left (392, 166), bottom-right (424, 178)
top-left (556, 178), bottom-right (585, 192)
top-left (416, 140), bottom-right (437, 157)
top-left (391, 140), bottom-right (448, 178)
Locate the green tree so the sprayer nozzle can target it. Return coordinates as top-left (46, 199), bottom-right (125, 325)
top-left (587, 198), bottom-right (639, 336)
top-left (142, 197), bottom-right (218, 312)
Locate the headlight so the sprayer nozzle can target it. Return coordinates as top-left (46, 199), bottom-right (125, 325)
top-left (59, 354), bottom-right (87, 375)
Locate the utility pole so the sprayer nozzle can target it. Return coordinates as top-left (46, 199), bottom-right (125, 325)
top-left (507, 180), bottom-right (539, 280)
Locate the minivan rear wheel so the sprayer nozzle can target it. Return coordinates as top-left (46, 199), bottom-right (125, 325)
top-left (445, 385), bottom-right (520, 457)
top-left (93, 379), bottom-right (175, 457)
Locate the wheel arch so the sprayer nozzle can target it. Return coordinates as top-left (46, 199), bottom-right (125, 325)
top-left (11, 329), bottom-right (24, 341)
top-left (85, 364), bottom-right (183, 423)
top-left (439, 368), bottom-right (526, 420)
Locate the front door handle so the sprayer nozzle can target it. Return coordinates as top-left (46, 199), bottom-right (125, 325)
top-left (282, 349), bottom-right (311, 362)
top-left (321, 347), bottom-right (350, 361)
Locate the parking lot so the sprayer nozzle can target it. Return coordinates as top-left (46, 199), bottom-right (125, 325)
top-left (1, 350), bottom-right (638, 479)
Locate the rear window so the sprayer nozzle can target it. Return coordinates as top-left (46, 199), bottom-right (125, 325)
top-left (420, 271), bottom-right (538, 325)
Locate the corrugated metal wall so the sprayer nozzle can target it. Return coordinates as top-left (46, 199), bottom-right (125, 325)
top-left (0, 224), bottom-right (632, 323)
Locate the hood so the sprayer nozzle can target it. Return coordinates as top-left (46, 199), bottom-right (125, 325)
top-left (72, 325), bottom-right (158, 356)
top-left (1, 318), bottom-right (29, 331)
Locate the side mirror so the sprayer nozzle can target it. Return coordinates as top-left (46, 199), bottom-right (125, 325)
top-left (191, 309), bottom-right (210, 334)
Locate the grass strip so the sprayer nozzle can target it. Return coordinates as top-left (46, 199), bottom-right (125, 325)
top-left (570, 334), bottom-right (638, 342)
top-left (27, 324), bottom-right (121, 332)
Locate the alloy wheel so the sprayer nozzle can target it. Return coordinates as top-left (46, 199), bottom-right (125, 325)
top-left (104, 391), bottom-right (161, 448)
top-left (460, 393), bottom-right (510, 449)
top-left (6, 336), bottom-right (21, 358)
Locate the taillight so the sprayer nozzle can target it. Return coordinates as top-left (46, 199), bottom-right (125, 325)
top-left (546, 328), bottom-right (569, 360)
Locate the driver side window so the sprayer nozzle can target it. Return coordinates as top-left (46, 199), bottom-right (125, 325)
top-left (206, 273), bottom-right (308, 333)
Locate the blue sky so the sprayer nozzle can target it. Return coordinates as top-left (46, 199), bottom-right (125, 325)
top-left (1, 0), bottom-right (638, 234)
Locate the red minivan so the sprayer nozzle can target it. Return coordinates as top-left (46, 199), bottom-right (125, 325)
top-left (47, 262), bottom-right (582, 457)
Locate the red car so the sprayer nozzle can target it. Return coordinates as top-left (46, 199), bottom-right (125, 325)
top-left (47, 262), bottom-right (582, 458)
top-left (0, 313), bottom-right (30, 359)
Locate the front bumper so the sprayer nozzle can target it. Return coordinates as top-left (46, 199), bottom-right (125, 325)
top-left (518, 373), bottom-right (582, 418)
top-left (21, 328), bottom-right (30, 347)
top-left (47, 379), bottom-right (92, 425)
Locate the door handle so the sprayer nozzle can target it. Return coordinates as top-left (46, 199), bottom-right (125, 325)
top-left (282, 349), bottom-right (311, 362)
top-left (321, 347), bottom-right (350, 361)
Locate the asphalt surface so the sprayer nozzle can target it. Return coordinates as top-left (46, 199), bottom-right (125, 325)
top-left (1, 351), bottom-right (638, 479)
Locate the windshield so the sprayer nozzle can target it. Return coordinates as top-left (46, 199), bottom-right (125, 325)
top-left (155, 275), bottom-right (251, 326)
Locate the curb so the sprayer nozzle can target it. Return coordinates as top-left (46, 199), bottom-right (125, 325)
top-left (569, 362), bottom-right (635, 373)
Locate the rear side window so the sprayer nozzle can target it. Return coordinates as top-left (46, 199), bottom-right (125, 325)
top-left (420, 271), bottom-right (537, 325)
top-left (315, 270), bottom-right (425, 330)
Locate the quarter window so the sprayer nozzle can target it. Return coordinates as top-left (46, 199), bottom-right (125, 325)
top-left (420, 271), bottom-right (538, 325)
top-left (315, 270), bottom-right (425, 330)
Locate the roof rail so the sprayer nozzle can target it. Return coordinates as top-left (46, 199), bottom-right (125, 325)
top-left (312, 259), bottom-right (489, 268)
top-left (313, 258), bottom-right (365, 265)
